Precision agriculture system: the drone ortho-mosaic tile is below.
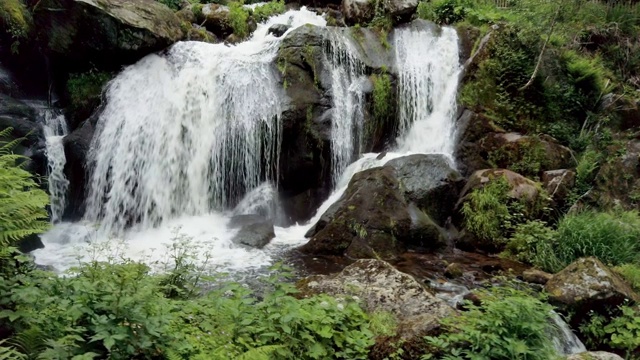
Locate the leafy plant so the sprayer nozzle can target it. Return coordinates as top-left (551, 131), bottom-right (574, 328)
top-left (66, 70), bottom-right (112, 121)
top-left (228, 1), bottom-right (249, 38)
top-left (580, 305), bottom-right (640, 359)
top-left (252, 0), bottom-right (285, 23)
top-left (423, 287), bottom-right (560, 360)
top-left (0, 128), bottom-right (49, 248)
top-left (156, 0), bottom-right (181, 10)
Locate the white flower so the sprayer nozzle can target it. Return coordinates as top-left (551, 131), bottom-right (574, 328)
top-left (337, 303), bottom-right (344, 311)
top-left (320, 301), bottom-right (329, 308)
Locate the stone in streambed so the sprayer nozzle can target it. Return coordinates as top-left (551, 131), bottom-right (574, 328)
top-left (229, 214), bottom-right (275, 249)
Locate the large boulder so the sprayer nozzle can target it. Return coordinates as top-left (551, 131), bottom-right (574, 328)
top-left (35, 0), bottom-right (185, 71)
top-left (198, 4), bottom-right (233, 39)
top-left (0, 94), bottom-right (41, 145)
top-left (300, 166), bottom-right (411, 259)
top-left (476, 132), bottom-right (574, 177)
top-left (229, 214), bottom-right (275, 249)
top-left (543, 169), bottom-right (576, 209)
top-left (298, 259), bottom-right (455, 340)
top-left (566, 352), bottom-right (624, 360)
top-left (545, 257), bottom-right (640, 326)
top-left (385, 154), bottom-right (464, 225)
top-left (342, 0), bottom-right (418, 25)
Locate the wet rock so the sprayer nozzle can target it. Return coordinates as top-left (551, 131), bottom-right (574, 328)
top-left (63, 120), bottom-right (95, 221)
top-left (176, 7), bottom-right (196, 23)
top-left (523, 268), bottom-right (553, 285)
top-left (0, 94), bottom-right (41, 145)
top-left (301, 167), bottom-right (410, 259)
top-left (477, 132), bottom-right (574, 177)
top-left (229, 214), bottom-right (275, 249)
top-left (36, 0), bottom-right (185, 69)
top-left (454, 110), bottom-right (501, 176)
top-left (566, 352), bottom-right (624, 360)
top-left (198, 4), bottom-right (232, 38)
top-left (342, 0), bottom-right (418, 25)
top-left (444, 263), bottom-right (463, 279)
top-left (545, 257), bottom-right (640, 326)
top-left (268, 23), bottom-right (290, 37)
top-left (386, 154), bottom-right (464, 225)
top-left (299, 259), bottom-right (455, 330)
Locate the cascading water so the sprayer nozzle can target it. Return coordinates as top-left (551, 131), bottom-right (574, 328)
top-left (323, 29), bottom-right (367, 185)
top-left (28, 102), bottom-right (70, 223)
top-left (84, 9), bottom-right (326, 235)
top-left (33, 8), bottom-right (327, 272)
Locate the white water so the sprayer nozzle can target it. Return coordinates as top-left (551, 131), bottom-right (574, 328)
top-left (29, 103), bottom-right (70, 223)
top-left (550, 311), bottom-right (587, 356)
top-left (34, 8), bottom-right (327, 272)
top-left (324, 29), bottom-right (367, 185)
top-left (34, 15), bottom-right (463, 275)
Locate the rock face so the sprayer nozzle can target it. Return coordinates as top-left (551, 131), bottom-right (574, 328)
top-left (275, 24), bottom-right (397, 222)
top-left (300, 167), bottom-right (411, 259)
top-left (300, 259), bottom-right (456, 359)
top-left (302, 154), bottom-right (462, 258)
top-left (342, 0), bottom-right (419, 25)
top-left (299, 259), bottom-right (455, 330)
top-left (229, 214), bottom-right (275, 249)
top-left (198, 4), bottom-right (232, 39)
top-left (386, 154), bottom-right (464, 225)
top-left (545, 257), bottom-right (640, 326)
top-left (36, 0), bottom-right (184, 69)
top-left (62, 119), bottom-right (95, 220)
top-left (566, 352), bottom-right (624, 360)
top-left (268, 24), bottom-right (290, 37)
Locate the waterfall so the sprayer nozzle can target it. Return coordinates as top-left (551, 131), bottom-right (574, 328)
top-left (84, 9), bottom-right (327, 235)
top-left (323, 29), bottom-right (367, 185)
top-left (30, 103), bottom-right (70, 224)
top-left (395, 26), bottom-right (460, 155)
top-left (550, 311), bottom-right (587, 356)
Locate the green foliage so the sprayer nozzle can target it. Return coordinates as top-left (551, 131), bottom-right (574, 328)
top-left (371, 71), bottom-right (393, 123)
top-left (228, 1), bottom-right (249, 38)
top-left (417, 0), bottom-right (468, 25)
top-left (0, 128), bottom-right (49, 248)
top-left (533, 210), bottom-right (640, 273)
top-left (580, 305), bottom-right (640, 358)
top-left (0, 0), bottom-right (31, 53)
top-left (252, 0), bottom-right (286, 23)
top-left (502, 220), bottom-right (556, 265)
top-left (487, 135), bottom-right (549, 177)
top-left (0, 237), bottom-right (376, 360)
top-left (156, 0), bottom-right (181, 11)
top-left (423, 287), bottom-right (560, 360)
top-left (562, 50), bottom-right (612, 97)
top-left (66, 71), bottom-right (112, 120)
top-left (614, 264), bottom-right (640, 293)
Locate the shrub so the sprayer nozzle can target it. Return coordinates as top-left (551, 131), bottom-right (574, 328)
top-left (551, 210), bottom-right (640, 271)
top-left (503, 220), bottom-right (558, 266)
top-left (417, 0), bottom-right (468, 25)
top-left (423, 287), bottom-right (560, 360)
top-left (228, 1), bottom-right (249, 38)
top-left (252, 0), bottom-right (285, 23)
top-left (371, 70), bottom-right (393, 123)
top-left (580, 305), bottom-right (640, 358)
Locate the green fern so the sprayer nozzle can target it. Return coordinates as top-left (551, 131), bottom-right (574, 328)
top-left (0, 339), bottom-right (27, 360)
top-left (3, 328), bottom-right (47, 360)
top-left (0, 128), bottom-right (50, 247)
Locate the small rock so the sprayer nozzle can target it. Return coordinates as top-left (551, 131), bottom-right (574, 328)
top-left (268, 23), bottom-right (290, 37)
top-left (444, 263), bottom-right (463, 279)
top-left (229, 214), bottom-right (275, 249)
top-left (566, 352), bottom-right (624, 360)
top-left (523, 268), bottom-right (553, 285)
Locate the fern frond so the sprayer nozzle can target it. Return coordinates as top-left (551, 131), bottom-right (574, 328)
top-left (0, 340), bottom-right (27, 360)
top-left (6, 328), bottom-right (48, 359)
